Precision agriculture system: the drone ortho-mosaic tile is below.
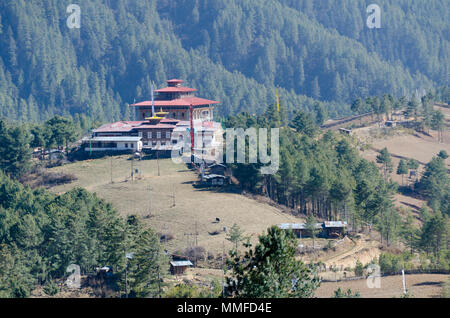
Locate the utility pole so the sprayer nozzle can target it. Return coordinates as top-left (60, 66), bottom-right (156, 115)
top-left (195, 221), bottom-right (198, 247)
top-left (130, 157), bottom-right (134, 182)
top-left (157, 249), bottom-right (162, 299)
top-left (172, 184), bottom-right (176, 207)
top-left (148, 186), bottom-right (152, 217)
top-left (402, 269), bottom-right (407, 295)
top-left (194, 222), bottom-right (199, 267)
top-left (110, 156), bottom-right (113, 184)
top-left (157, 150), bottom-right (160, 176)
top-left (190, 103), bottom-right (194, 163)
top-left (163, 224), bottom-right (167, 246)
top-left (222, 240), bottom-right (225, 298)
top-left (184, 233), bottom-right (191, 250)
top-left (125, 258), bottom-right (128, 298)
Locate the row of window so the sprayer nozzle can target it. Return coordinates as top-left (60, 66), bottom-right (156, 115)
top-left (88, 142), bottom-right (134, 149)
top-left (143, 141), bottom-right (167, 147)
top-left (140, 131), bottom-right (171, 139)
top-left (144, 112), bottom-right (186, 119)
top-left (142, 110), bottom-right (210, 120)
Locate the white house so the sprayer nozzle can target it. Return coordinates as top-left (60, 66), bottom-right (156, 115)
top-left (82, 136), bottom-right (143, 152)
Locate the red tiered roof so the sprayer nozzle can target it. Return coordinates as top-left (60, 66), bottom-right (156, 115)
top-left (167, 79), bottom-right (184, 84)
top-left (131, 97), bottom-right (219, 107)
top-left (154, 86), bottom-right (197, 93)
top-left (131, 79), bottom-right (220, 107)
top-left (93, 119), bottom-right (181, 133)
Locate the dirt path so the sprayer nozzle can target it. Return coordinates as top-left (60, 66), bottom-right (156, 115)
top-left (320, 237), bottom-right (380, 269)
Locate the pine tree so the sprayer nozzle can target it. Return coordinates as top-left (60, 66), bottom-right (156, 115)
top-left (226, 223), bottom-right (245, 252)
top-left (376, 148), bottom-right (393, 182)
top-left (128, 228), bottom-right (168, 298)
top-left (431, 110), bottom-right (445, 143)
top-left (397, 159), bottom-right (408, 186)
top-left (225, 226), bottom-right (320, 298)
top-left (290, 110), bottom-right (317, 137)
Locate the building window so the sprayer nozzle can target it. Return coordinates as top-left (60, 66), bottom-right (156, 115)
top-left (131, 143), bottom-right (134, 148)
top-left (166, 131), bottom-right (171, 139)
top-left (148, 132), bottom-right (152, 139)
top-left (157, 131), bottom-right (161, 139)
top-left (125, 143), bottom-right (128, 148)
top-left (173, 113), bottom-right (176, 118)
top-left (182, 112), bottom-right (185, 118)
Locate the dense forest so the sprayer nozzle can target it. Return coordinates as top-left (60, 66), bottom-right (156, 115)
top-left (0, 0), bottom-right (448, 125)
top-left (225, 101), bottom-right (449, 265)
top-left (0, 0), bottom-right (448, 298)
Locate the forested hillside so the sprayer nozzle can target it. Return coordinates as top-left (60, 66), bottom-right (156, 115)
top-left (0, 0), bottom-right (447, 124)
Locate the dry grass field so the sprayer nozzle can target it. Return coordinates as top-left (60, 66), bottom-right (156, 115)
top-left (355, 117), bottom-right (449, 214)
top-left (48, 156), bottom-right (300, 255)
top-left (316, 273), bottom-right (448, 298)
top-left (159, 268), bottom-right (448, 298)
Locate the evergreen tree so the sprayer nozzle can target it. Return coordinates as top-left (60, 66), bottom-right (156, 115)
top-left (290, 110), bottom-right (317, 137)
top-left (431, 110), bottom-right (445, 143)
top-left (127, 228), bottom-right (168, 298)
top-left (417, 156), bottom-right (450, 214)
top-left (376, 148), bottom-right (393, 182)
top-left (225, 226), bottom-right (320, 298)
top-left (226, 223), bottom-right (245, 252)
top-left (419, 212), bottom-right (448, 260)
top-left (397, 159), bottom-right (408, 186)
top-left (0, 119), bottom-right (32, 178)
top-left (305, 214), bottom-right (319, 249)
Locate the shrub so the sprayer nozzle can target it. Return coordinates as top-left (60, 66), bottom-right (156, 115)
top-left (333, 288), bottom-right (361, 298)
top-left (354, 260), bottom-right (364, 277)
top-left (43, 279), bottom-right (59, 296)
top-left (158, 233), bottom-right (174, 243)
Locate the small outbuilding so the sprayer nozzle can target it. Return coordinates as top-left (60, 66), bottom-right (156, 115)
top-left (203, 174), bottom-right (228, 186)
top-left (323, 221), bottom-right (347, 238)
top-left (385, 121), bottom-right (397, 128)
top-left (278, 221), bottom-right (347, 238)
top-left (170, 260), bottom-right (193, 275)
top-left (278, 223), bottom-right (323, 238)
top-left (339, 128), bottom-right (353, 135)
top-left (209, 163), bottom-right (227, 176)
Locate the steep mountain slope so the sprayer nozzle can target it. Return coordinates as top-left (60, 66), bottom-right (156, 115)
top-left (158, 0), bottom-right (439, 102)
top-left (0, 0), bottom-right (446, 124)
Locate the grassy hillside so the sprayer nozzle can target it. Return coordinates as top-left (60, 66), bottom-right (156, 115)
top-left (48, 156), bottom-right (301, 254)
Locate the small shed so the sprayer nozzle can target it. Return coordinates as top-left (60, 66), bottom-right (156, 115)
top-left (385, 121), bottom-right (397, 128)
top-left (170, 260), bottom-right (193, 275)
top-left (96, 266), bottom-right (113, 278)
top-left (203, 174), bottom-right (228, 186)
top-left (323, 221), bottom-right (347, 238)
top-left (339, 128), bottom-right (353, 135)
top-left (209, 163), bottom-right (227, 176)
top-left (278, 223), bottom-right (322, 238)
